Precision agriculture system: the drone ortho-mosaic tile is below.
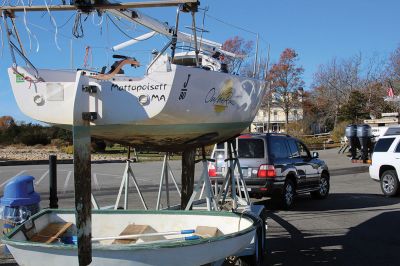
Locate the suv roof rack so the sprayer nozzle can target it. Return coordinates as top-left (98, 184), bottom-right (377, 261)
top-left (238, 132), bottom-right (291, 138)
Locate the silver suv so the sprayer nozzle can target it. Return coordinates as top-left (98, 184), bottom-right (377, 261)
top-left (209, 133), bottom-right (330, 209)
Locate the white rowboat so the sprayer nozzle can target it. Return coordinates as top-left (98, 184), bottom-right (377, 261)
top-left (2, 209), bottom-right (262, 266)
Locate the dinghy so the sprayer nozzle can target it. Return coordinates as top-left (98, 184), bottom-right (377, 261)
top-left (2, 209), bottom-right (262, 266)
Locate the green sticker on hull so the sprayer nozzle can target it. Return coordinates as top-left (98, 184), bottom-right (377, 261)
top-left (16, 73), bottom-right (24, 83)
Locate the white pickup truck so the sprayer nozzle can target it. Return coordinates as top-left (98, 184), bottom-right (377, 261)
top-left (369, 132), bottom-right (400, 196)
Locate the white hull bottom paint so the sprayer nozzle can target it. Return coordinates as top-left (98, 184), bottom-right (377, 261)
top-left (8, 64), bottom-right (264, 150)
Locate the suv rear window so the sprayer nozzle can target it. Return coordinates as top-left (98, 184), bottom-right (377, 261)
top-left (238, 139), bottom-right (264, 158)
top-left (269, 137), bottom-right (290, 159)
top-left (374, 138), bottom-right (395, 152)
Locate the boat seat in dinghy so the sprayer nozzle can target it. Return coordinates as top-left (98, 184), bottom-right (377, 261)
top-left (29, 222), bottom-right (73, 244)
top-left (195, 226), bottom-right (222, 238)
top-left (112, 224), bottom-right (164, 244)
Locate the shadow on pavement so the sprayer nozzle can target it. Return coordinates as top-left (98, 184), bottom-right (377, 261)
top-left (255, 193), bottom-right (400, 212)
top-left (260, 193), bottom-right (400, 265)
top-left (265, 210), bottom-right (400, 266)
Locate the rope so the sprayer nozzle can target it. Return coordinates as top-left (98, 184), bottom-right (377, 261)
top-left (21, 0), bottom-right (39, 52)
top-left (11, 66), bottom-right (42, 89)
top-left (44, 0), bottom-right (61, 50)
top-left (92, 11), bottom-right (104, 27)
top-left (72, 12), bottom-right (83, 38)
top-left (83, 45), bottom-right (92, 68)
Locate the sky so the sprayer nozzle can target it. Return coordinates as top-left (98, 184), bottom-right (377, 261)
top-left (0, 0), bottom-right (399, 123)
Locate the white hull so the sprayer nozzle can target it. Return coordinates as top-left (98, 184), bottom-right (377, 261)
top-left (8, 64), bottom-right (264, 150)
top-left (3, 210), bottom-right (260, 266)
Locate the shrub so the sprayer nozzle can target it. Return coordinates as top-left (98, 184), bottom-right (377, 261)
top-left (91, 139), bottom-right (106, 153)
top-left (61, 145), bottom-right (74, 154)
top-left (286, 122), bottom-right (304, 138)
top-left (16, 131), bottom-right (50, 146)
top-left (331, 121), bottom-right (350, 143)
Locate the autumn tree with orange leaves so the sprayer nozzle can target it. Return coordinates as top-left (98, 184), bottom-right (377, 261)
top-left (267, 48), bottom-right (304, 127)
top-left (0, 116), bottom-right (15, 129)
top-left (222, 36), bottom-right (253, 75)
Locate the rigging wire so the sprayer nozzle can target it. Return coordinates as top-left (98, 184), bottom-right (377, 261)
top-left (205, 13), bottom-right (257, 35)
top-left (27, 20), bottom-right (71, 40)
top-left (58, 13), bottom-right (75, 29)
top-left (198, 6), bottom-right (209, 53)
top-left (0, 22), bottom-right (3, 57)
top-left (106, 14), bottom-right (154, 42)
top-left (105, 13), bottom-right (110, 67)
top-left (205, 13), bottom-right (270, 49)
top-left (44, 0), bottom-right (61, 50)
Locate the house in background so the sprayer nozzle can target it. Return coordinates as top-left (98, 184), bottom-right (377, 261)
top-left (251, 105), bottom-right (303, 133)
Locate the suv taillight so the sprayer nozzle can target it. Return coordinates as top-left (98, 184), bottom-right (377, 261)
top-left (257, 164), bottom-right (276, 178)
top-left (208, 163), bottom-right (217, 177)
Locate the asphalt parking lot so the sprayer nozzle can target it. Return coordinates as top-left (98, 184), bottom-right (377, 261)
top-left (0, 148), bottom-right (399, 265)
top-left (262, 150), bottom-right (400, 265)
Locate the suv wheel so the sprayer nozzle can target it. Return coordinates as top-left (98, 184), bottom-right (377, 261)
top-left (311, 173), bottom-right (330, 199)
top-left (273, 179), bottom-right (295, 209)
top-left (380, 170), bottom-right (400, 197)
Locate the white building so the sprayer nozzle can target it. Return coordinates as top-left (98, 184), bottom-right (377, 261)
top-left (251, 89), bottom-right (304, 133)
top-left (251, 106), bottom-right (303, 133)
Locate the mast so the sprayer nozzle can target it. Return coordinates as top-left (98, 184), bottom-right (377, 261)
top-left (0, 0), bottom-right (199, 12)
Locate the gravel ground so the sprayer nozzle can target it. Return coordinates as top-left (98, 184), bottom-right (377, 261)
top-left (0, 146), bottom-right (127, 161)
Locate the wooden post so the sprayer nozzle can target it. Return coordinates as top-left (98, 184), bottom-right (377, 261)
top-left (73, 124), bottom-right (92, 266)
top-left (49, 155), bottom-right (58, 209)
top-left (181, 148), bottom-right (195, 210)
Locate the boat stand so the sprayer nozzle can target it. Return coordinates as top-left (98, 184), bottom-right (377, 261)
top-left (185, 147), bottom-right (218, 211)
top-left (156, 153), bottom-right (181, 210)
top-left (215, 140), bottom-right (251, 211)
top-left (114, 158), bottom-right (148, 210)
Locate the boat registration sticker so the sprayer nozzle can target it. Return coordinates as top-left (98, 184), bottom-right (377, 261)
top-left (15, 73), bottom-right (24, 83)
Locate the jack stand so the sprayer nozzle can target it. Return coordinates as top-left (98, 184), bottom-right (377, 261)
top-left (185, 147), bottom-right (218, 211)
top-left (114, 156), bottom-right (148, 210)
top-left (215, 140), bottom-right (250, 211)
top-left (156, 153), bottom-right (181, 210)
top-left (91, 193), bottom-right (99, 210)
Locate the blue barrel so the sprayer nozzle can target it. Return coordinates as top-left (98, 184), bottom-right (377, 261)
top-left (1, 175), bottom-right (40, 234)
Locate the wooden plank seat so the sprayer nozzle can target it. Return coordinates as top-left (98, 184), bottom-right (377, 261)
top-left (195, 226), bottom-right (221, 238)
top-left (30, 222), bottom-right (73, 244)
top-left (112, 224), bottom-right (163, 244)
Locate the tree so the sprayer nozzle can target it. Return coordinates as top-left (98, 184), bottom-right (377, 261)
top-left (0, 116), bottom-right (15, 129)
top-left (267, 48), bottom-right (304, 127)
top-left (221, 36), bottom-right (253, 75)
top-left (388, 45), bottom-right (400, 81)
top-left (338, 91), bottom-right (369, 122)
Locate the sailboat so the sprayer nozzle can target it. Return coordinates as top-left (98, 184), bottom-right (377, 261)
top-left (1, 1), bottom-right (266, 264)
top-left (3, 0), bottom-right (265, 151)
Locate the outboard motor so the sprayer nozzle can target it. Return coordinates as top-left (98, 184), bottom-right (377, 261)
top-left (345, 124), bottom-right (359, 159)
top-left (357, 124), bottom-right (372, 161)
